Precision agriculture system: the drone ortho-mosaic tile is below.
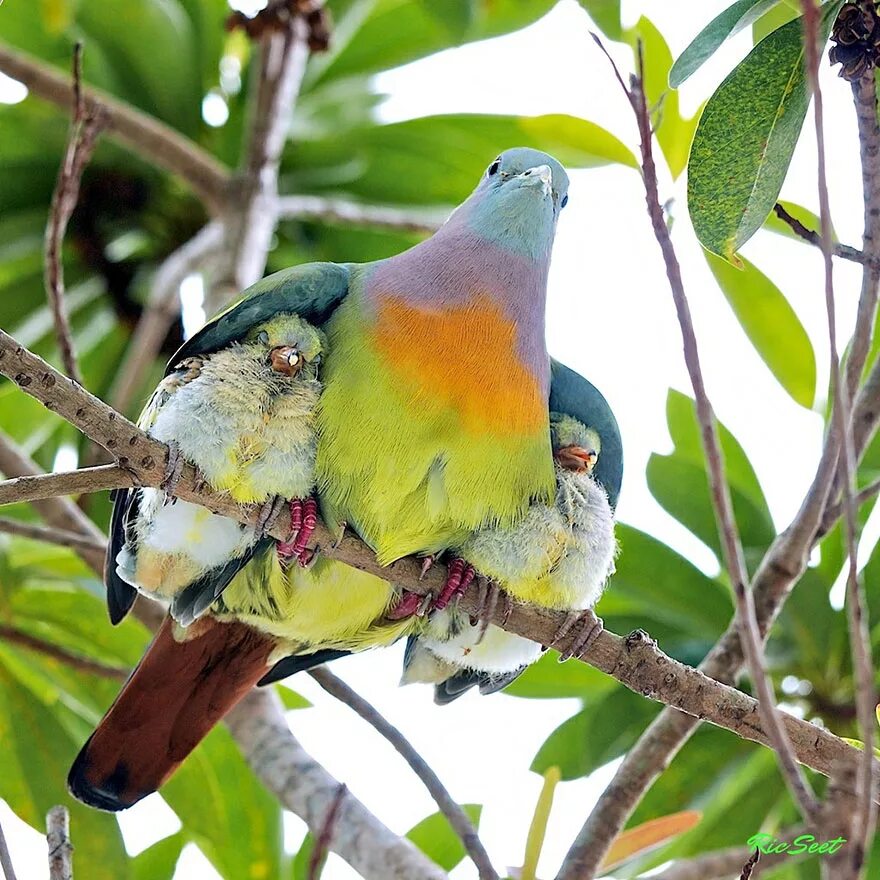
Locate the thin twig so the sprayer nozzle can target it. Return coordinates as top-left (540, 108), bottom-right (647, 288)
top-left (44, 43), bottom-right (106, 386)
top-left (308, 783), bottom-right (347, 880)
top-left (0, 624), bottom-right (126, 680)
top-left (0, 818), bottom-right (18, 880)
top-left (109, 221), bottom-right (223, 416)
top-left (276, 196), bottom-right (447, 234)
top-left (772, 204), bottom-right (869, 265)
top-left (739, 849), bottom-right (760, 880)
top-left (819, 475), bottom-right (880, 536)
top-left (309, 668), bottom-right (499, 880)
top-left (46, 806), bottom-right (72, 880)
top-left (0, 465), bottom-right (135, 507)
top-left (802, 3), bottom-right (878, 875)
top-left (0, 43), bottom-right (229, 213)
top-left (652, 837), bottom-right (798, 880)
top-left (0, 516), bottom-right (108, 554)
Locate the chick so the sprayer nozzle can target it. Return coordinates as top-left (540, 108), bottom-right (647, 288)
top-left (402, 413), bottom-right (617, 702)
top-left (107, 313), bottom-right (325, 626)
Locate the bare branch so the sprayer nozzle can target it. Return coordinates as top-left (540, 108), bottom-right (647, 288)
top-left (308, 783), bottom-right (347, 880)
top-left (0, 624), bottom-right (126, 680)
top-left (0, 516), bottom-right (108, 554)
top-left (0, 817), bottom-right (18, 880)
top-left (46, 806), bottom-right (72, 880)
top-left (0, 43), bottom-right (230, 213)
top-left (44, 43), bottom-right (106, 387)
top-left (772, 203), bottom-right (869, 265)
top-left (0, 330), bottom-right (875, 794)
top-left (226, 689), bottom-right (448, 880)
top-left (0, 465), bottom-right (135, 507)
top-left (652, 840), bottom-right (794, 880)
top-left (309, 667), bottom-right (499, 880)
top-left (277, 196), bottom-right (447, 234)
top-left (802, 4), bottom-right (877, 874)
top-left (109, 221), bottom-right (224, 416)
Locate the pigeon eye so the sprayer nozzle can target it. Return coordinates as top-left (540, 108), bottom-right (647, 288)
top-left (256, 330), bottom-right (270, 345)
top-left (487, 158), bottom-right (501, 176)
top-left (560, 194), bottom-right (569, 209)
top-left (288, 351), bottom-right (300, 367)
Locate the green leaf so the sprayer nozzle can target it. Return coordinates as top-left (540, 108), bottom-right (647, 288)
top-left (419, 0), bottom-right (474, 38)
top-left (277, 684), bottom-right (313, 710)
top-left (762, 199), bottom-right (835, 243)
top-left (132, 833), bottom-right (185, 880)
top-left (0, 667), bottom-right (131, 880)
top-left (291, 833), bottom-right (318, 880)
top-left (753, 0), bottom-right (799, 43)
top-left (578, 0), bottom-right (622, 39)
top-left (287, 113), bottom-right (636, 206)
top-left (161, 725), bottom-right (286, 880)
top-left (531, 686), bottom-right (659, 780)
top-left (406, 805), bottom-right (483, 871)
top-left (687, 1), bottom-right (845, 261)
top-left (705, 251), bottom-right (816, 407)
top-left (623, 18), bottom-right (699, 179)
top-left (504, 649), bottom-right (617, 700)
top-left (670, 0), bottom-right (778, 88)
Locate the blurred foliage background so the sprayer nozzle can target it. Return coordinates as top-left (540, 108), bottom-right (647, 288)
top-left (0, 0), bottom-right (878, 877)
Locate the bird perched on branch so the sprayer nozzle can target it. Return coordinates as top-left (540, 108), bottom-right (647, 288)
top-left (402, 410), bottom-right (619, 703)
top-left (70, 148), bottom-right (616, 812)
top-left (105, 313), bottom-right (326, 628)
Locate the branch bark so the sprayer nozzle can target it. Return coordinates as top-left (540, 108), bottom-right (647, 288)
top-left (772, 203), bottom-right (869, 265)
top-left (309, 667), bottom-right (499, 880)
top-left (226, 689), bottom-right (448, 880)
top-left (0, 816), bottom-right (18, 880)
top-left (652, 841), bottom-right (793, 880)
top-left (0, 43), bottom-right (230, 214)
top-left (46, 806), bottom-right (72, 880)
top-left (0, 516), bottom-right (107, 554)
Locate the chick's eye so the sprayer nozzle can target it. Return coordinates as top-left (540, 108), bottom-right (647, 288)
top-left (560, 194), bottom-right (569, 209)
top-left (288, 351), bottom-right (300, 367)
top-left (487, 158), bottom-right (501, 176)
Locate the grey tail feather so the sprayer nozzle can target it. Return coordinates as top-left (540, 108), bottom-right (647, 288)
top-left (434, 666), bottom-right (527, 705)
top-left (171, 537), bottom-right (274, 627)
top-left (105, 488), bottom-right (137, 625)
top-left (258, 648), bottom-right (351, 686)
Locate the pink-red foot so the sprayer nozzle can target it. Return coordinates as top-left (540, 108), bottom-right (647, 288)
top-left (550, 608), bottom-right (604, 661)
top-left (277, 497), bottom-right (319, 567)
top-left (386, 557), bottom-right (476, 620)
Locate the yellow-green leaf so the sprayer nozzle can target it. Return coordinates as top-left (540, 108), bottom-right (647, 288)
top-left (705, 251), bottom-right (816, 407)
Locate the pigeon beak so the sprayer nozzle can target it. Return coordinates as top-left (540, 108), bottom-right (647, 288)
top-left (518, 164), bottom-right (553, 195)
top-left (555, 445), bottom-right (598, 474)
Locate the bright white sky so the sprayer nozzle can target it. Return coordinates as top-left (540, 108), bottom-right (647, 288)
top-left (2, 1), bottom-right (872, 877)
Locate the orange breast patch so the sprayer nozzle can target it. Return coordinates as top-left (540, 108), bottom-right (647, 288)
top-left (374, 294), bottom-right (545, 436)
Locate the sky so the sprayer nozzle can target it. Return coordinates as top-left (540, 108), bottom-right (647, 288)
top-left (1, 0), bottom-right (873, 877)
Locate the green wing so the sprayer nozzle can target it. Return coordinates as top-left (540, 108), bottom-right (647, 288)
top-left (549, 359), bottom-right (623, 508)
top-left (167, 262), bottom-right (351, 371)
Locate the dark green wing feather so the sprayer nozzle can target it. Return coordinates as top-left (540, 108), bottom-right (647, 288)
top-left (168, 262), bottom-right (351, 371)
top-left (549, 359), bottom-right (623, 507)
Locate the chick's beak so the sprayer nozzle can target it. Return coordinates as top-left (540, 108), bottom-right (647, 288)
top-left (555, 445), bottom-right (598, 474)
top-left (269, 346), bottom-right (301, 376)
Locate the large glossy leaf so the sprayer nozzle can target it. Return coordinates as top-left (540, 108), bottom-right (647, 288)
top-left (670, 0), bottom-right (778, 87)
top-left (688, 1), bottom-right (845, 261)
top-left (0, 668), bottom-right (131, 880)
top-left (578, 0), bottom-right (622, 39)
top-left (504, 650), bottom-right (617, 700)
top-left (531, 686), bottom-right (659, 780)
top-left (406, 805), bottom-right (483, 871)
top-left (753, 0), bottom-right (800, 43)
top-left (286, 113), bottom-right (636, 206)
top-left (160, 724), bottom-right (286, 880)
top-left (705, 251), bottom-right (816, 407)
top-left (308, 0), bottom-right (558, 86)
top-left (132, 833), bottom-right (185, 880)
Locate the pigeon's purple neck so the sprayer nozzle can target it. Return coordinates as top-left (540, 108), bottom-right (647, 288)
top-left (365, 207), bottom-right (553, 386)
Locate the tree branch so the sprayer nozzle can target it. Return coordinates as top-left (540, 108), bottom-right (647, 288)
top-left (108, 221), bottom-right (224, 416)
top-left (309, 667), bottom-right (499, 880)
top-left (0, 816), bottom-right (18, 880)
top-left (772, 203), bottom-right (869, 265)
top-left (46, 807), bottom-right (72, 880)
top-left (652, 840), bottom-right (793, 880)
top-left (276, 196), bottom-right (447, 234)
top-left (0, 465), bottom-right (135, 507)
top-left (226, 689), bottom-right (448, 880)
top-left (0, 516), bottom-right (108, 554)
top-left (44, 43), bottom-right (105, 387)
top-left (0, 330), bottom-right (876, 799)
top-left (0, 43), bottom-right (230, 214)
top-left (801, 5), bottom-right (877, 876)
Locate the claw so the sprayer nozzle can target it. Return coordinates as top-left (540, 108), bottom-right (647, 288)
top-left (553, 609), bottom-right (603, 662)
top-left (290, 497), bottom-right (319, 565)
top-left (160, 441), bottom-right (185, 496)
top-left (432, 558), bottom-right (475, 611)
top-left (255, 494), bottom-right (287, 539)
top-left (419, 555), bottom-right (435, 580)
top-left (387, 590), bottom-right (424, 620)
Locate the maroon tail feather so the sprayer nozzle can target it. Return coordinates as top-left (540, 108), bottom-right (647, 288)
top-left (68, 615), bottom-right (275, 811)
